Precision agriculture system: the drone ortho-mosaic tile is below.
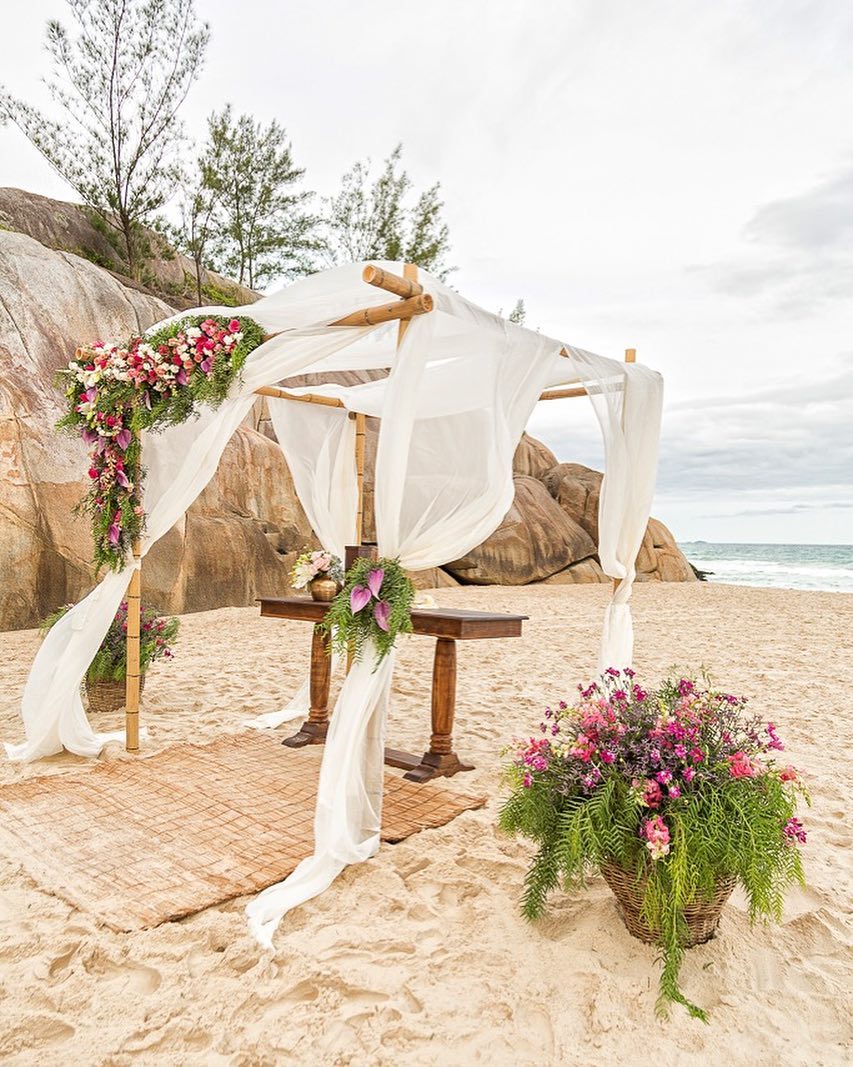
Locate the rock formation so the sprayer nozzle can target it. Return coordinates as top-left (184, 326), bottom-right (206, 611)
top-left (0, 230), bottom-right (310, 630)
top-left (0, 218), bottom-right (696, 632)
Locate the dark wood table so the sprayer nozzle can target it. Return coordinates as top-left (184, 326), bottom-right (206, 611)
top-left (258, 597), bottom-right (528, 782)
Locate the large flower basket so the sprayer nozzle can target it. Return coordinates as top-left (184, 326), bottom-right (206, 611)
top-left (600, 861), bottom-right (736, 946)
top-left (500, 671), bottom-right (810, 1021)
top-left (85, 676), bottom-right (146, 714)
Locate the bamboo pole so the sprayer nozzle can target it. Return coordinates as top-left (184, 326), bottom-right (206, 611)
top-left (125, 539), bottom-right (142, 753)
top-left (254, 385), bottom-right (346, 409)
top-left (362, 265), bottom-right (424, 299)
top-left (332, 292), bottom-right (433, 328)
top-left (625, 348), bottom-right (636, 363)
top-left (354, 411), bottom-right (367, 543)
top-left (539, 385), bottom-right (586, 401)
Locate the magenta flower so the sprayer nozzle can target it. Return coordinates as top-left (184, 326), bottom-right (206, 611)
top-left (115, 469), bottom-right (131, 489)
top-left (200, 358), bottom-right (212, 374)
top-left (108, 520), bottom-right (121, 545)
top-left (349, 585), bottom-right (371, 613)
top-left (367, 568), bottom-right (385, 598)
top-left (81, 427), bottom-right (99, 445)
top-left (373, 600), bottom-right (391, 632)
top-left (116, 428), bottom-right (132, 450)
top-left (176, 368), bottom-right (188, 386)
top-left (783, 817), bottom-right (807, 845)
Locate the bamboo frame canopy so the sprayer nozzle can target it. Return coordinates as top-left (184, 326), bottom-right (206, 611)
top-left (6, 255), bottom-right (662, 768)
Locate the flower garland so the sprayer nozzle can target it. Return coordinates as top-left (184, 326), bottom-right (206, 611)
top-left (321, 556), bottom-right (415, 665)
top-left (56, 314), bottom-right (265, 572)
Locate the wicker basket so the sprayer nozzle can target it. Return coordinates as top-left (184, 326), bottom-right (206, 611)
top-left (84, 676), bottom-right (146, 714)
top-left (600, 860), bottom-right (736, 947)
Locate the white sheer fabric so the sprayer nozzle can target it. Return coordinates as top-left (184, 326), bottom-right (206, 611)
top-left (6, 261), bottom-right (663, 948)
top-left (245, 309), bottom-right (565, 946)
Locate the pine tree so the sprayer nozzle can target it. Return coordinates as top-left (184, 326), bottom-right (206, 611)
top-left (0, 0), bottom-right (209, 278)
top-left (324, 144), bottom-right (454, 279)
top-left (203, 106), bottom-right (320, 290)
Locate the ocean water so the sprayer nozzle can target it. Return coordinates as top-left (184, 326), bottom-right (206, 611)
top-left (679, 542), bottom-right (853, 594)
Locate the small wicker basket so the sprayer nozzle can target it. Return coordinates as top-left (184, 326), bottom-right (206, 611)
top-left (600, 860), bottom-right (736, 946)
top-left (84, 676), bottom-right (146, 714)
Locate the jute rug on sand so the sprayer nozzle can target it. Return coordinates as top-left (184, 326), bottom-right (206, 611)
top-left (0, 732), bottom-right (485, 932)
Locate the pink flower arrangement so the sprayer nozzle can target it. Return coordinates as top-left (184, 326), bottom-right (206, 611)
top-left (57, 315), bottom-right (262, 572)
top-left (290, 549), bottom-right (343, 590)
top-left (349, 567), bottom-right (391, 631)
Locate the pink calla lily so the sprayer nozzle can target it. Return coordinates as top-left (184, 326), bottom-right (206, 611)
top-left (367, 568), bottom-right (384, 598)
top-left (108, 522), bottom-right (121, 545)
top-left (115, 469), bottom-right (131, 489)
top-left (116, 428), bottom-right (132, 450)
top-left (350, 585), bottom-right (372, 613)
top-left (373, 600), bottom-right (391, 632)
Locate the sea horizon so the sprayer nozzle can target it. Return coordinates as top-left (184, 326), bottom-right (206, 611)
top-left (679, 540), bottom-right (853, 594)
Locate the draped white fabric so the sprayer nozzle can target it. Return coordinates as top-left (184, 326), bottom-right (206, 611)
top-left (6, 260), bottom-right (663, 949)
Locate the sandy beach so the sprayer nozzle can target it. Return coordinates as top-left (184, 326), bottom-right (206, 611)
top-left (0, 582), bottom-right (850, 1066)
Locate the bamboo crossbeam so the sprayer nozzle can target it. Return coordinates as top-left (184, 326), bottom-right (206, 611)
top-left (332, 293), bottom-right (433, 328)
top-left (125, 539), bottom-right (142, 753)
top-left (539, 386), bottom-right (587, 401)
top-left (362, 265), bottom-right (424, 299)
top-left (254, 385), bottom-right (346, 409)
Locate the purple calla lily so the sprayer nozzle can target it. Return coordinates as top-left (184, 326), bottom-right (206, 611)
top-left (81, 427), bottom-right (98, 445)
top-left (116, 428), bottom-right (132, 451)
top-left (350, 585), bottom-right (372, 613)
top-left (367, 568), bottom-right (384, 598)
top-left (84, 387), bottom-right (97, 402)
top-left (108, 521), bottom-right (121, 545)
top-left (373, 600), bottom-right (391, 632)
top-left (115, 469), bottom-right (131, 489)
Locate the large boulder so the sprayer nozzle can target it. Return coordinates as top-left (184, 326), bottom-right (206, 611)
top-left (540, 462), bottom-right (695, 584)
top-left (446, 476), bottom-right (596, 584)
top-left (513, 433), bottom-right (558, 479)
top-left (0, 187), bottom-right (257, 310)
top-left (0, 231), bottom-right (312, 630)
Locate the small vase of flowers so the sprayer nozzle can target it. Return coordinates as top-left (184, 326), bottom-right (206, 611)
top-left (290, 549), bottom-right (344, 602)
top-left (43, 601), bottom-right (179, 713)
top-left (500, 671), bottom-right (809, 1021)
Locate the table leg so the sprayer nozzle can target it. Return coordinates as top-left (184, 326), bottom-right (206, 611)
top-left (282, 623), bottom-right (332, 747)
top-left (402, 637), bottom-right (474, 782)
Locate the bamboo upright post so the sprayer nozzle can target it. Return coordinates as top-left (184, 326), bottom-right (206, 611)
top-left (354, 411), bottom-right (367, 543)
top-left (625, 348), bottom-right (636, 363)
top-left (125, 539), bottom-right (142, 753)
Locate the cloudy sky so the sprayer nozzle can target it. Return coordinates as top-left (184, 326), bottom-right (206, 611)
top-left (3, 0), bottom-right (851, 544)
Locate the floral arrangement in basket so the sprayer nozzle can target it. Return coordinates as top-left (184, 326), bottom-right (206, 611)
top-left (43, 601), bottom-right (179, 712)
top-left (290, 549), bottom-right (344, 590)
top-left (56, 314), bottom-right (265, 573)
top-left (500, 670), bottom-right (809, 1021)
top-left (321, 557), bottom-right (416, 664)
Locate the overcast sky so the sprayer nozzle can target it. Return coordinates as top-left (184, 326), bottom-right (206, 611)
top-left (2, 0), bottom-right (851, 544)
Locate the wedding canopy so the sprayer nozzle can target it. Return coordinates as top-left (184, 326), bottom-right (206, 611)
top-left (5, 260), bottom-right (663, 944)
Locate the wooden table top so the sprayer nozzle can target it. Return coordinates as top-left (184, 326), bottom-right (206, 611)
top-left (258, 597), bottom-right (528, 640)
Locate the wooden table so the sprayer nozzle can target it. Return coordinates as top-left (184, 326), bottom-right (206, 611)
top-left (258, 597), bottom-right (528, 782)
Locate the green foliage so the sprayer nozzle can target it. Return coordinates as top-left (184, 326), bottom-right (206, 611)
top-left (321, 557), bottom-right (415, 667)
top-left (0, 0), bottom-right (209, 276)
top-left (42, 601), bottom-right (179, 683)
top-left (499, 674), bottom-right (810, 1021)
top-left (508, 299), bottom-right (526, 325)
top-left (203, 106), bottom-right (321, 290)
top-left (323, 144), bottom-right (454, 280)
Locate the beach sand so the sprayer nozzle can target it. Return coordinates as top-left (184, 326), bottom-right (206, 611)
top-left (0, 583), bottom-right (850, 1066)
